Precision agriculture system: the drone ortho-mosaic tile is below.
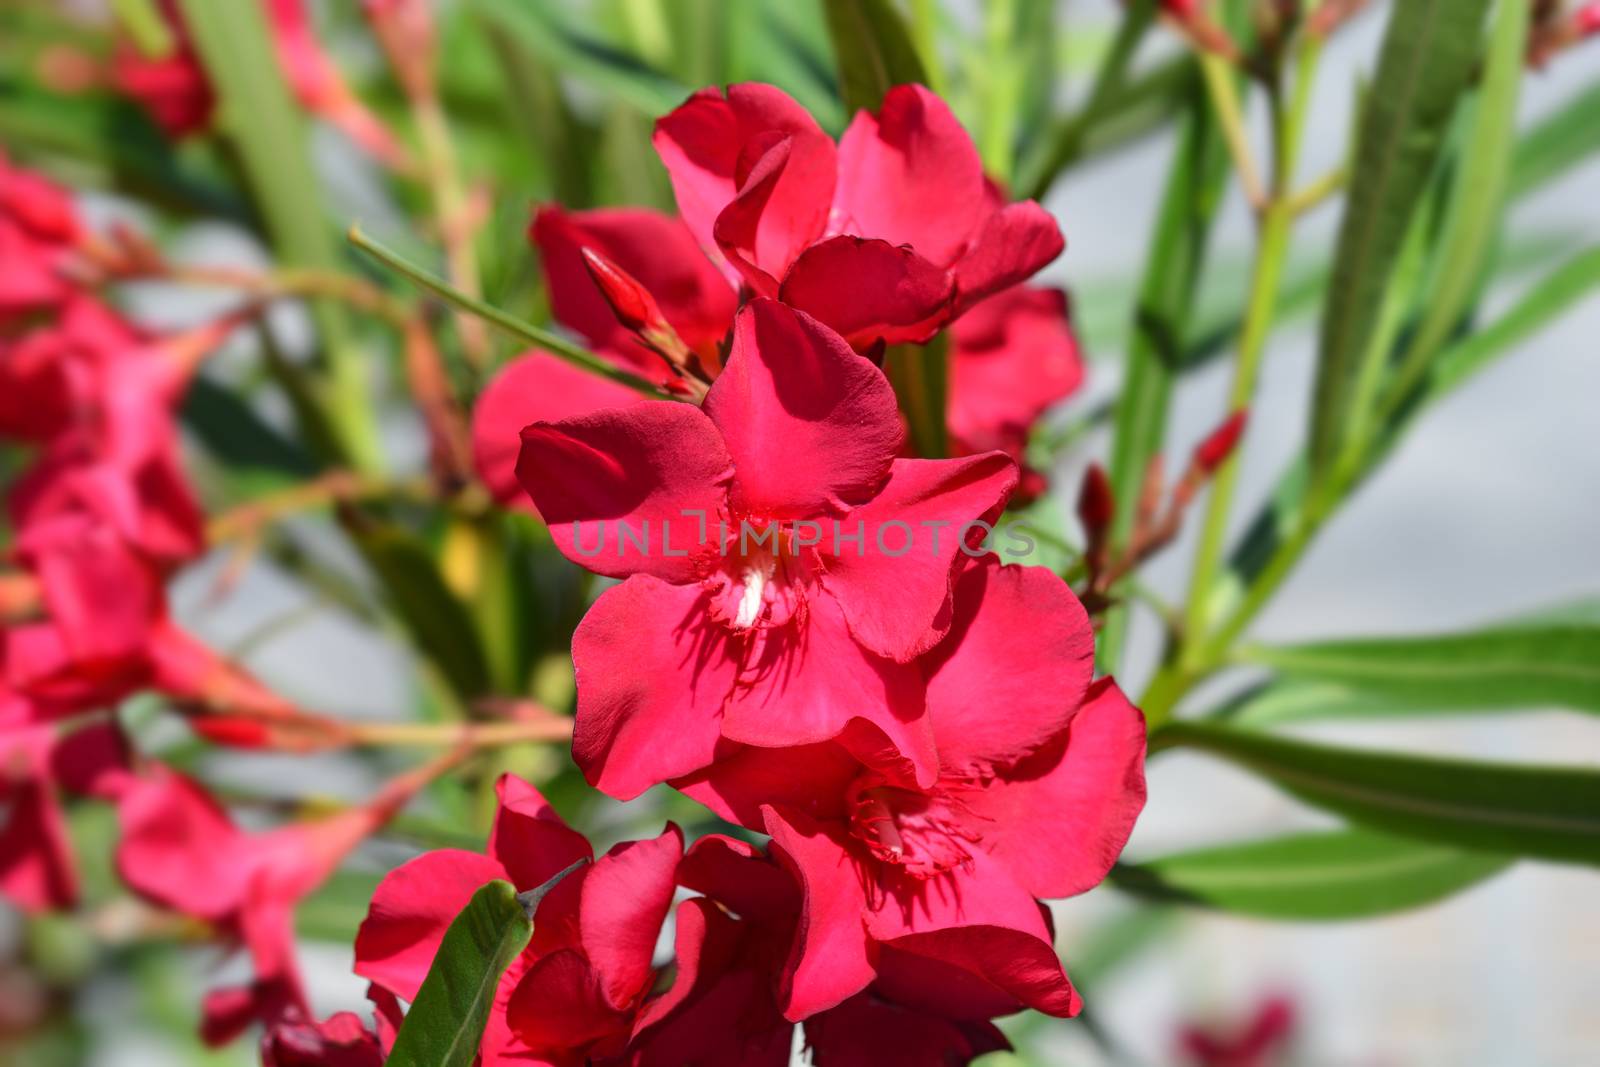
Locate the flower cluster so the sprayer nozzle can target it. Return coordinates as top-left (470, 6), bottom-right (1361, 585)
top-left (0, 155), bottom-right (440, 1044)
top-left (473, 83), bottom-right (1083, 511)
top-left (406, 83), bottom-right (1148, 1064)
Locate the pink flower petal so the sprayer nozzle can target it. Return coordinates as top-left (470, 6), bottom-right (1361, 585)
top-left (471, 352), bottom-right (646, 513)
top-left (705, 299), bottom-right (901, 519)
top-left (959, 678), bottom-right (1147, 900)
top-left (486, 774), bottom-right (594, 894)
top-left (763, 805), bottom-right (877, 1021)
top-left (517, 402), bottom-right (732, 581)
top-left (818, 454), bottom-right (1017, 662)
top-left (571, 577), bottom-right (742, 798)
top-left (578, 825), bottom-right (683, 1011)
top-left (922, 555), bottom-right (1095, 774)
top-left (778, 236), bottom-right (955, 349)
top-left (834, 85), bottom-right (987, 266)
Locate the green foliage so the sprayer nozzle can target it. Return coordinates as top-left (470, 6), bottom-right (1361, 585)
top-left (1158, 723), bottom-right (1600, 867)
top-left (821, 0), bottom-right (928, 113)
top-left (1242, 613), bottom-right (1600, 717)
top-left (1114, 829), bottom-right (1510, 919)
top-left (385, 880), bottom-right (536, 1067)
top-left (1307, 0), bottom-right (1493, 479)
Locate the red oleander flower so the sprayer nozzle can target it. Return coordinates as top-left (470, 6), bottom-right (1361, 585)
top-left (0, 720), bottom-right (127, 913)
top-left (674, 556), bottom-right (1146, 1018)
top-left (653, 83), bottom-right (1063, 349)
top-left (948, 285), bottom-right (1084, 501)
top-left (0, 154), bottom-right (80, 320)
top-left (354, 775), bottom-right (682, 1066)
top-left (115, 765), bottom-right (432, 1045)
top-left (1178, 995), bottom-right (1298, 1067)
top-left (628, 834), bottom-right (1012, 1066)
top-left (515, 299), bottom-right (1016, 797)
top-left (260, 989), bottom-right (401, 1067)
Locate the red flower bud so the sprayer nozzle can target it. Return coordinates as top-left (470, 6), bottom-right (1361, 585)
top-left (1077, 463), bottom-right (1116, 535)
top-left (580, 246), bottom-right (668, 336)
top-left (188, 716), bottom-right (272, 749)
top-left (1194, 410), bottom-right (1248, 474)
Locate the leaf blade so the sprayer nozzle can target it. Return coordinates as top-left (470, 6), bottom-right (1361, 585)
top-left (385, 880), bottom-right (533, 1067)
top-left (1113, 829), bottom-right (1510, 919)
top-left (821, 0), bottom-right (928, 114)
top-left (1158, 722), bottom-right (1600, 866)
top-left (1306, 0), bottom-right (1491, 476)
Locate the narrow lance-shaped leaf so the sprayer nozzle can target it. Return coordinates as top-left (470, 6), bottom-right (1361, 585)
top-left (1306, 0), bottom-right (1491, 477)
top-left (1157, 722), bottom-right (1600, 867)
top-left (1240, 614), bottom-right (1600, 716)
top-left (1098, 85), bottom-right (1231, 671)
top-left (1390, 0), bottom-right (1531, 398)
top-left (822, 0), bottom-right (928, 114)
top-left (1112, 829), bottom-right (1510, 920)
top-left (385, 865), bottom-right (579, 1067)
top-left (177, 0), bottom-right (383, 471)
top-left (1507, 79), bottom-right (1600, 201)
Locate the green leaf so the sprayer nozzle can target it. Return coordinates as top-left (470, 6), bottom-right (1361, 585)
top-left (1306, 0), bottom-right (1491, 478)
top-left (1112, 829), bottom-right (1509, 919)
top-left (1157, 722), bottom-right (1600, 866)
top-left (385, 880), bottom-right (534, 1067)
top-left (1098, 79), bottom-right (1230, 670)
top-left (1240, 615), bottom-right (1600, 715)
top-left (884, 335), bottom-right (949, 458)
top-left (351, 524), bottom-right (492, 700)
top-left (176, 0), bottom-right (382, 471)
top-left (1508, 79), bottom-right (1600, 201)
top-left (470, 0), bottom-right (688, 115)
top-left (1389, 0), bottom-right (1531, 402)
top-left (181, 377), bottom-right (320, 480)
top-left (1421, 245), bottom-right (1600, 404)
top-left (821, 0), bottom-right (928, 114)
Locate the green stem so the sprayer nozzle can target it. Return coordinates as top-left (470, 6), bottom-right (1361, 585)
top-left (1018, 0), bottom-right (1155, 200)
top-left (1175, 38), bottom-right (1321, 679)
top-left (348, 226), bottom-right (678, 401)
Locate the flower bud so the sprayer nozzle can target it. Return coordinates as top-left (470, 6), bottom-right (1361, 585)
top-left (1076, 463), bottom-right (1115, 537)
top-left (579, 246), bottom-right (666, 335)
top-left (1193, 410), bottom-right (1248, 474)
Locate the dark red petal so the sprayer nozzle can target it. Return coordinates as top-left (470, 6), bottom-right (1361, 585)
top-left (878, 924), bottom-right (1081, 1018)
top-left (722, 594), bottom-right (937, 788)
top-left (762, 805), bottom-right (877, 1021)
top-left (675, 740), bottom-right (860, 831)
top-left (778, 236), bottom-right (955, 349)
top-left (705, 299), bottom-right (902, 519)
top-left (470, 352), bottom-right (647, 514)
top-left (516, 401), bottom-right (732, 581)
top-left (951, 201), bottom-right (1065, 310)
top-left (579, 825), bottom-right (683, 1010)
top-left (504, 948), bottom-right (630, 1053)
top-left (948, 285), bottom-right (1083, 451)
top-left (653, 84), bottom-right (834, 281)
top-left (922, 555), bottom-right (1095, 773)
top-left (571, 577), bottom-right (741, 798)
top-left (486, 774), bottom-right (594, 892)
top-left (833, 85), bottom-right (987, 266)
top-left (818, 454), bottom-right (1018, 662)
top-left (676, 833), bottom-right (801, 924)
top-left (804, 990), bottom-right (1010, 1066)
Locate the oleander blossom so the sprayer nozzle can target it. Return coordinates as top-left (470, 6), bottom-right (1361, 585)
top-left (354, 775), bottom-right (682, 1066)
top-left (676, 555), bottom-right (1147, 1018)
top-left (515, 299), bottom-right (1017, 797)
top-left (471, 81), bottom-right (1083, 510)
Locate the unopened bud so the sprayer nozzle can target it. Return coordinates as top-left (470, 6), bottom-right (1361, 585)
top-left (580, 246), bottom-right (664, 335)
top-left (1579, 1), bottom-right (1600, 37)
top-left (363, 0), bottom-right (437, 100)
top-left (1194, 410), bottom-right (1248, 474)
top-left (1077, 464), bottom-right (1115, 537)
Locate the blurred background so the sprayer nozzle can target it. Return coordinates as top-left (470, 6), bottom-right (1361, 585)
top-left (2, 1), bottom-right (1598, 1064)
